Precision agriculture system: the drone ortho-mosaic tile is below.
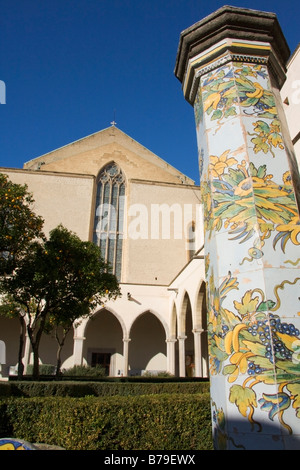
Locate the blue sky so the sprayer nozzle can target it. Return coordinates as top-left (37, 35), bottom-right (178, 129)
top-left (0, 0), bottom-right (299, 185)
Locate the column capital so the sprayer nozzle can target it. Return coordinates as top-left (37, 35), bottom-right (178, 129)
top-left (192, 328), bottom-right (204, 335)
top-left (177, 335), bottom-right (187, 341)
top-left (174, 5), bottom-right (290, 104)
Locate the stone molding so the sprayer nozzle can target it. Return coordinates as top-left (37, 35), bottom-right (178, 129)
top-left (187, 47), bottom-right (287, 105)
top-left (175, 5), bottom-right (290, 103)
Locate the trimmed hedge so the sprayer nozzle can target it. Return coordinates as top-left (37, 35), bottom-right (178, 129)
top-left (0, 380), bottom-right (210, 398)
top-left (0, 394), bottom-right (213, 450)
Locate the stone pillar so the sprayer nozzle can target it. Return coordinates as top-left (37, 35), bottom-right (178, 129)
top-left (193, 328), bottom-right (203, 377)
top-left (23, 331), bottom-right (31, 373)
top-left (122, 338), bottom-right (131, 377)
top-left (73, 336), bottom-right (85, 365)
top-left (178, 335), bottom-right (186, 377)
top-left (166, 338), bottom-right (176, 375)
top-left (0, 340), bottom-right (7, 379)
top-left (175, 6), bottom-right (300, 450)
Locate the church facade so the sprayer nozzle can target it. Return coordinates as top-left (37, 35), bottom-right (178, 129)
top-left (0, 125), bottom-right (208, 378)
top-left (0, 41), bottom-right (299, 379)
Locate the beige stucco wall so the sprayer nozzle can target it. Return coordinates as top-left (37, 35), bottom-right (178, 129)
top-left (23, 127), bottom-right (194, 186)
top-left (123, 180), bottom-right (202, 285)
top-left (0, 168), bottom-right (202, 286)
top-left (1, 168), bottom-right (94, 240)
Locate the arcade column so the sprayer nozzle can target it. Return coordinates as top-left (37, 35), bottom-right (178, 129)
top-left (175, 6), bottom-right (300, 449)
top-left (122, 337), bottom-right (131, 377)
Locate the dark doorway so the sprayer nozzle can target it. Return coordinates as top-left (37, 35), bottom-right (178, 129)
top-left (91, 352), bottom-right (111, 375)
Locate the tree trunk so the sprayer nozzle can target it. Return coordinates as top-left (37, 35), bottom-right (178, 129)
top-left (55, 327), bottom-right (67, 377)
top-left (32, 342), bottom-right (40, 379)
top-left (27, 317), bottom-right (46, 379)
top-left (56, 344), bottom-right (62, 378)
top-left (17, 315), bottom-right (25, 379)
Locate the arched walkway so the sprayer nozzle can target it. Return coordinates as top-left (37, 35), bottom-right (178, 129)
top-left (194, 281), bottom-right (209, 377)
top-left (0, 316), bottom-right (20, 375)
top-left (128, 311), bottom-right (167, 375)
top-left (83, 308), bottom-right (124, 376)
top-left (178, 292), bottom-right (194, 377)
top-left (175, 282), bottom-right (209, 378)
top-left (39, 325), bottom-right (74, 371)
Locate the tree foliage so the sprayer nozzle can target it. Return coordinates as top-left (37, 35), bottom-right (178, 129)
top-left (0, 173), bottom-right (44, 275)
top-left (0, 224), bottom-right (120, 377)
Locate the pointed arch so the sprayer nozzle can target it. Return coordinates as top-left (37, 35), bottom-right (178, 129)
top-left (195, 281), bottom-right (209, 377)
top-left (84, 305), bottom-right (127, 340)
top-left (128, 309), bottom-right (169, 339)
top-left (93, 162), bottom-right (126, 280)
top-left (194, 280), bottom-right (207, 330)
top-left (128, 310), bottom-right (168, 375)
top-left (178, 291), bottom-right (194, 377)
top-left (82, 307), bottom-right (125, 376)
top-left (179, 291), bottom-right (192, 335)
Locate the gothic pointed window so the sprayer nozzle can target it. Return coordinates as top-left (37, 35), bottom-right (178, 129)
top-left (93, 163), bottom-right (125, 280)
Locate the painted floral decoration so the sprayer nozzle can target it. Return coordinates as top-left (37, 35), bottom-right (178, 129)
top-left (207, 270), bottom-right (300, 433)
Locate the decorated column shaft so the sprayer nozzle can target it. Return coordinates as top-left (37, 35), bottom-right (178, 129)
top-left (175, 6), bottom-right (300, 449)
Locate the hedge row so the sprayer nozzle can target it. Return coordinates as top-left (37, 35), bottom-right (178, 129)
top-left (0, 380), bottom-right (210, 398)
top-left (0, 394), bottom-right (213, 450)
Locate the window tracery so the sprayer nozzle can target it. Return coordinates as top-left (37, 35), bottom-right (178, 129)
top-left (93, 163), bottom-right (125, 280)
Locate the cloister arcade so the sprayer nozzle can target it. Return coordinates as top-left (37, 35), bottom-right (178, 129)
top-left (0, 278), bottom-right (209, 378)
top-left (70, 280), bottom-right (209, 378)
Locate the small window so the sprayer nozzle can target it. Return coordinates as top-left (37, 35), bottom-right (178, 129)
top-left (187, 221), bottom-right (196, 260)
top-left (93, 163), bottom-right (125, 280)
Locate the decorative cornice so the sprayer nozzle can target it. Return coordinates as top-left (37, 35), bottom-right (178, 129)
top-left (187, 49), bottom-right (270, 105)
top-left (175, 6), bottom-right (290, 105)
top-left (182, 38), bottom-right (286, 105)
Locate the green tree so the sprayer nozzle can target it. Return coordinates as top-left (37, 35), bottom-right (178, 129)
top-left (0, 173), bottom-right (44, 377)
top-left (0, 299), bottom-right (27, 379)
top-left (0, 225), bottom-right (120, 378)
top-left (0, 173), bottom-right (44, 275)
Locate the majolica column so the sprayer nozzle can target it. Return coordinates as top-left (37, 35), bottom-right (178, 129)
top-left (175, 6), bottom-right (300, 450)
